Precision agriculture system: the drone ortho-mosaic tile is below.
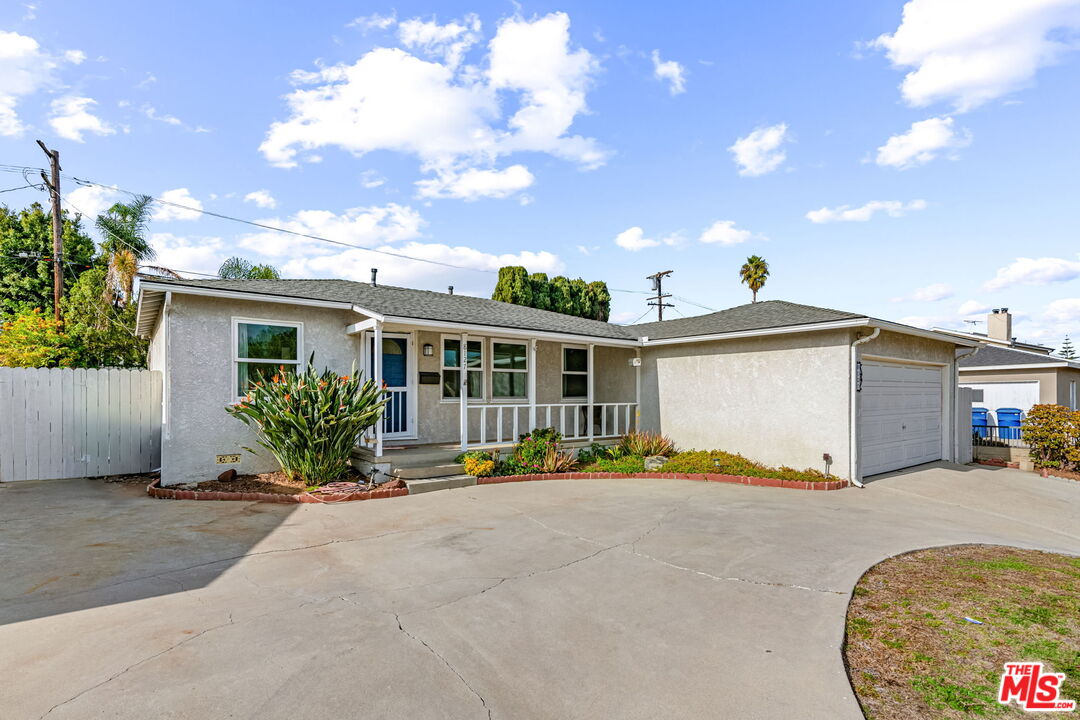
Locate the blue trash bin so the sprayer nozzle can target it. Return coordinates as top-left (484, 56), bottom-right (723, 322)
top-left (971, 407), bottom-right (989, 439)
top-left (997, 407), bottom-right (1023, 440)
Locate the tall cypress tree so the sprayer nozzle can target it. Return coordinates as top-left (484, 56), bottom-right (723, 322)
top-left (492, 266), bottom-right (612, 321)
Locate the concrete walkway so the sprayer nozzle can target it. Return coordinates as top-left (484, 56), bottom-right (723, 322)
top-left (1, 463), bottom-right (1077, 719)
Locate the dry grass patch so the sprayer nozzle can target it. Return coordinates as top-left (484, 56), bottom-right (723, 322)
top-left (845, 545), bottom-right (1079, 719)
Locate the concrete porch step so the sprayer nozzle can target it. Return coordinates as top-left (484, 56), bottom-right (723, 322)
top-left (391, 463), bottom-right (465, 480)
top-left (405, 474), bottom-right (476, 494)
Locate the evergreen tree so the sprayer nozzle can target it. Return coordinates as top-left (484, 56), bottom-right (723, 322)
top-left (550, 275), bottom-right (575, 315)
top-left (0, 203), bottom-right (96, 319)
top-left (586, 281), bottom-right (611, 321)
top-left (529, 272), bottom-right (552, 311)
top-left (1060, 336), bottom-right (1076, 360)
top-left (492, 266), bottom-right (533, 306)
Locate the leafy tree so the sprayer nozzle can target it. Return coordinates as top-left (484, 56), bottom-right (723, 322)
top-left (529, 272), bottom-right (552, 311)
top-left (96, 196), bottom-right (175, 304)
top-left (0, 308), bottom-right (75, 367)
top-left (62, 266), bottom-right (147, 368)
top-left (0, 203), bottom-right (96, 320)
top-left (218, 256), bottom-right (281, 280)
top-left (1059, 336), bottom-right (1076, 360)
top-left (492, 266), bottom-right (533, 306)
top-left (739, 255), bottom-right (770, 303)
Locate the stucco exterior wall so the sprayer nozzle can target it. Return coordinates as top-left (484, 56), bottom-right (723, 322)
top-left (858, 330), bottom-right (956, 367)
top-left (158, 295), bottom-right (358, 485)
top-left (639, 329), bottom-right (854, 479)
top-left (957, 368), bottom-right (1059, 405)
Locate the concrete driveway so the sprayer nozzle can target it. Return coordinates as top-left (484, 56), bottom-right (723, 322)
top-left (1, 463), bottom-right (1078, 720)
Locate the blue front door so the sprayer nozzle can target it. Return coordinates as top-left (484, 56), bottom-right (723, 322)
top-left (369, 335), bottom-right (411, 436)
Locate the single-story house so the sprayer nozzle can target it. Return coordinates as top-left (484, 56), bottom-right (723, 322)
top-left (135, 278), bottom-right (977, 487)
top-left (934, 309), bottom-right (1080, 416)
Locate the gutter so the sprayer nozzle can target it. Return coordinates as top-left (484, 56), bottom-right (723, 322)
top-left (848, 328), bottom-right (881, 488)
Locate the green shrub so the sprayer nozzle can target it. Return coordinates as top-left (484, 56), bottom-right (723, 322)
top-left (492, 427), bottom-right (578, 475)
top-left (226, 357), bottom-right (386, 486)
top-left (585, 455), bottom-right (646, 473)
top-left (617, 431), bottom-right (677, 457)
top-left (1022, 404), bottom-right (1080, 469)
top-left (455, 450), bottom-right (493, 464)
top-left (576, 442), bottom-right (614, 465)
top-left (664, 450), bottom-right (827, 482)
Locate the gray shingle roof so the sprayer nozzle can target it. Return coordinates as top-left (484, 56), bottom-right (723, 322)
top-left (959, 345), bottom-right (1071, 368)
top-left (141, 278), bottom-right (636, 340)
top-left (631, 300), bottom-right (866, 340)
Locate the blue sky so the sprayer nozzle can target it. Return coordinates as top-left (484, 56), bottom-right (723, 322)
top-left (2, 1), bottom-right (1080, 346)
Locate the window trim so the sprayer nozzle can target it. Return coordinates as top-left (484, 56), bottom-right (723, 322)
top-left (231, 317), bottom-right (303, 402)
top-left (561, 343), bottom-right (589, 401)
top-left (439, 333), bottom-right (485, 403)
top-left (489, 337), bottom-right (529, 402)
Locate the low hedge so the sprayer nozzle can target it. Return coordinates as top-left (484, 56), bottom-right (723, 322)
top-left (582, 449), bottom-right (829, 483)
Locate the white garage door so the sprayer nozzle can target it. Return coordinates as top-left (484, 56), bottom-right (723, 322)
top-left (859, 360), bottom-right (944, 477)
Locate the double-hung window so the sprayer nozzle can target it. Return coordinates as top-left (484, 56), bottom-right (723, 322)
top-left (562, 345), bottom-right (588, 399)
top-left (234, 319), bottom-right (302, 398)
top-left (491, 340), bottom-right (528, 399)
top-left (442, 337), bottom-right (483, 400)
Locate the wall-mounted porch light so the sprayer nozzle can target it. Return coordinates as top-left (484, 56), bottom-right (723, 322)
top-left (423, 343), bottom-right (434, 357)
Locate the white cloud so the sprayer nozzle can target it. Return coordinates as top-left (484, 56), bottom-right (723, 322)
top-left (698, 220), bottom-right (760, 246)
top-left (984, 256), bottom-right (1080, 291)
top-left (0, 30), bottom-right (84, 136)
top-left (614, 227), bottom-right (659, 252)
top-left (415, 164), bottom-right (534, 200)
top-left (807, 198), bottom-right (927, 223)
top-left (360, 170), bottom-right (386, 189)
top-left (153, 188), bottom-right (203, 222)
top-left (398, 14), bottom-right (481, 69)
top-left (67, 184), bottom-right (122, 222)
top-left (243, 189), bottom-right (277, 209)
top-left (236, 204), bottom-right (425, 258)
top-left (1044, 298), bottom-right (1080, 323)
top-left (150, 233), bottom-right (227, 277)
top-left (261, 12), bottom-right (604, 199)
top-left (48, 96), bottom-right (115, 142)
top-left (957, 300), bottom-right (991, 316)
top-left (348, 12), bottom-right (397, 33)
top-left (875, 116), bottom-right (971, 169)
top-left (729, 123), bottom-right (789, 176)
top-left (892, 282), bottom-right (954, 302)
top-left (651, 50), bottom-right (686, 95)
top-left (871, 0), bottom-right (1080, 112)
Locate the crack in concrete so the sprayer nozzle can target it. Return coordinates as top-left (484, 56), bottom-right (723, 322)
top-left (625, 547), bottom-right (846, 595)
top-left (2, 528), bottom-right (419, 612)
top-left (394, 613), bottom-right (492, 720)
top-left (39, 612), bottom-right (236, 719)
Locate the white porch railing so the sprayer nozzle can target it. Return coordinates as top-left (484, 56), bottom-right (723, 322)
top-left (465, 402), bottom-right (637, 448)
top-left (382, 388), bottom-right (408, 435)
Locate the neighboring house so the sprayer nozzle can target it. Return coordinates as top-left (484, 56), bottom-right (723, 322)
top-left (935, 309), bottom-right (1080, 417)
top-left (135, 278), bottom-right (976, 487)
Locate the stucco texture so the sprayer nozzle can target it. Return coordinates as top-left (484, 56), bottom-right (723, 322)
top-left (159, 295), bottom-right (358, 486)
top-left (639, 329), bottom-right (854, 479)
top-left (958, 367), bottom-right (1080, 407)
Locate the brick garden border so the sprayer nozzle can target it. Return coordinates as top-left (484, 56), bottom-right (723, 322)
top-left (147, 478), bottom-right (409, 504)
top-left (477, 471), bottom-right (848, 491)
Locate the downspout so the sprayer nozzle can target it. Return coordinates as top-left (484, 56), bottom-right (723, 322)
top-left (952, 346), bottom-right (981, 461)
top-left (849, 327), bottom-right (881, 488)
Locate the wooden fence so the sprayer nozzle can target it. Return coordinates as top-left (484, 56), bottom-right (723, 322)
top-left (0, 367), bottom-right (162, 482)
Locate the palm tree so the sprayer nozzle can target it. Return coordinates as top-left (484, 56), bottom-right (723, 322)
top-left (739, 255), bottom-right (769, 303)
top-left (95, 196), bottom-right (177, 303)
top-left (218, 256), bottom-right (281, 279)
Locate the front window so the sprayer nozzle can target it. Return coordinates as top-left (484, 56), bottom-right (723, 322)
top-left (562, 346), bottom-right (588, 399)
top-left (492, 340), bottom-right (528, 399)
top-left (442, 338), bottom-right (483, 399)
top-left (235, 320), bottom-right (301, 397)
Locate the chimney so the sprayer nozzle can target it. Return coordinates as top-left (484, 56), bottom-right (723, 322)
top-left (988, 308), bottom-right (1012, 342)
top-left (448, 285), bottom-right (454, 295)
top-left (370, 268), bottom-right (378, 287)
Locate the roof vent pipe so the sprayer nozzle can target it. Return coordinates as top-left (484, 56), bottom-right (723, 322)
top-left (371, 268), bottom-right (378, 286)
top-left (448, 285), bottom-right (454, 295)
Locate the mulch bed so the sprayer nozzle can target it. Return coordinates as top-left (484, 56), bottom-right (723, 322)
top-left (195, 471), bottom-right (311, 495)
top-left (844, 545), bottom-right (1080, 719)
top-left (1042, 467), bottom-right (1080, 483)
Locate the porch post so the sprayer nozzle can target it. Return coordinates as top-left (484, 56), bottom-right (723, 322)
top-left (587, 343), bottom-right (595, 441)
top-left (634, 347), bottom-right (641, 432)
top-left (459, 332), bottom-right (468, 451)
top-left (528, 339), bottom-right (537, 432)
top-left (374, 321), bottom-right (384, 457)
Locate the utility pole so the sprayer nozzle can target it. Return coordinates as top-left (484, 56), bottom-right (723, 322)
top-left (646, 269), bottom-right (674, 322)
top-left (36, 140), bottom-right (63, 322)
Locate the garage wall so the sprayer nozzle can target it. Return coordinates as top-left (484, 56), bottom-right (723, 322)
top-left (639, 329), bottom-right (853, 479)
